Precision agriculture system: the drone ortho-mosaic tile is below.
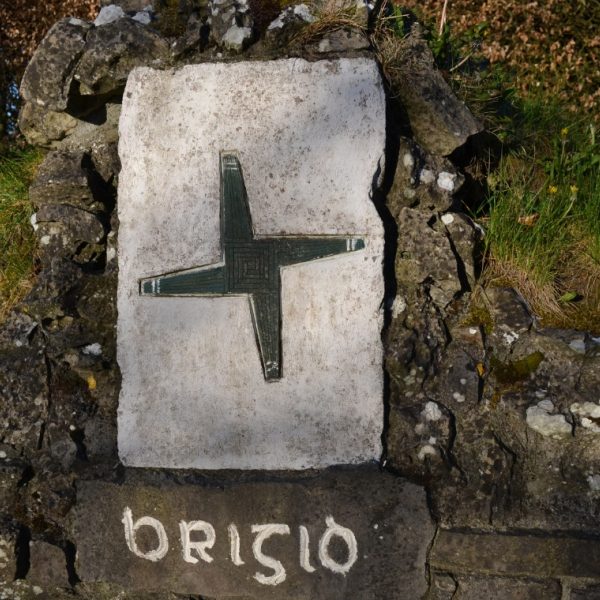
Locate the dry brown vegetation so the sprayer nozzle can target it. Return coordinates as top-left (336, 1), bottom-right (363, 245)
top-left (398, 0), bottom-right (600, 117)
top-left (0, 0), bottom-right (99, 84)
top-left (0, 0), bottom-right (99, 137)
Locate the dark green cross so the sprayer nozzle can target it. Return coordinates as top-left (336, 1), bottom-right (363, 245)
top-left (140, 153), bottom-right (365, 381)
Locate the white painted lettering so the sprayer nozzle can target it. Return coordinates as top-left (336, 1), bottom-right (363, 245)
top-left (122, 507), bottom-right (169, 562)
top-left (299, 525), bottom-right (316, 573)
top-left (228, 523), bottom-right (245, 566)
top-left (251, 524), bottom-right (290, 586)
top-left (179, 520), bottom-right (216, 564)
top-left (318, 516), bottom-right (358, 575)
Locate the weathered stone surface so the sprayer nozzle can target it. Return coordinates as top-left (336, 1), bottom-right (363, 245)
top-left (485, 286), bottom-right (533, 356)
top-left (0, 449), bottom-right (28, 512)
top-left (28, 541), bottom-right (69, 588)
top-left (428, 572), bottom-right (458, 599)
top-left (18, 103), bottom-right (79, 147)
top-left (30, 151), bottom-right (107, 215)
top-left (95, 5), bottom-right (126, 26)
top-left (0, 527), bottom-right (17, 585)
top-left (210, 0), bottom-right (253, 47)
top-left (20, 19), bottom-right (90, 112)
top-left (456, 575), bottom-right (561, 599)
top-left (74, 469), bottom-right (433, 599)
top-left (392, 24), bottom-right (482, 156)
top-left (56, 103), bottom-right (120, 151)
top-left (430, 530), bottom-right (600, 579)
top-left (100, 0), bottom-right (152, 10)
top-left (0, 313), bottom-right (48, 452)
top-left (117, 59), bottom-right (386, 470)
top-left (266, 4), bottom-right (314, 47)
top-left (317, 28), bottom-right (370, 53)
top-left (441, 213), bottom-right (480, 289)
top-left (170, 13), bottom-right (208, 57)
top-left (571, 584), bottom-right (600, 599)
top-left (222, 24), bottom-right (253, 51)
top-left (35, 204), bottom-right (106, 267)
top-left (395, 207), bottom-right (465, 308)
top-left (74, 19), bottom-right (169, 97)
top-left (388, 137), bottom-right (464, 212)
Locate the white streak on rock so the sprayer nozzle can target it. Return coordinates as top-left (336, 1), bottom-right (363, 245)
top-left (94, 5), bottom-right (126, 26)
top-left (422, 401), bottom-right (442, 421)
top-left (526, 401), bottom-right (571, 438)
top-left (571, 402), bottom-right (600, 432)
top-left (437, 171), bottom-right (456, 191)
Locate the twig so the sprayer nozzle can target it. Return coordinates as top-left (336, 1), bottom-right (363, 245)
top-left (439, 0), bottom-right (449, 36)
top-left (449, 53), bottom-right (472, 72)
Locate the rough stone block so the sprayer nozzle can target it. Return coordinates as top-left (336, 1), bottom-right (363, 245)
top-left (0, 530), bottom-right (17, 585)
top-left (392, 24), bottom-right (482, 156)
top-left (457, 575), bottom-right (561, 599)
top-left (74, 469), bottom-right (433, 599)
top-left (74, 19), bottom-right (169, 97)
top-left (571, 584), bottom-right (600, 599)
top-left (117, 58), bottom-right (386, 470)
top-left (28, 541), bottom-right (69, 588)
top-left (20, 19), bottom-right (89, 112)
top-left (430, 530), bottom-right (600, 580)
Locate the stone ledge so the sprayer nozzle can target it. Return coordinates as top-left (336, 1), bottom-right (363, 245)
top-left (430, 530), bottom-right (600, 580)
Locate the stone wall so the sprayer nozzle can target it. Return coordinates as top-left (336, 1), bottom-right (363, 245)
top-left (1, 2), bottom-right (600, 598)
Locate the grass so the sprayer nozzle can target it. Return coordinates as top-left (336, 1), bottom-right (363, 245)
top-left (374, 4), bottom-right (600, 331)
top-left (480, 111), bottom-right (600, 330)
top-left (0, 145), bottom-right (43, 323)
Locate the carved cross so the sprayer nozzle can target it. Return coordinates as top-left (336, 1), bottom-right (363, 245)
top-left (140, 154), bottom-right (364, 380)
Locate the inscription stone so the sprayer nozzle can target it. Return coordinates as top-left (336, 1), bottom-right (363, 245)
top-left (74, 469), bottom-right (434, 599)
top-left (117, 58), bottom-right (386, 469)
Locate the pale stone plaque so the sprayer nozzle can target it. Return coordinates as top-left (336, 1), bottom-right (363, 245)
top-left (117, 58), bottom-right (386, 469)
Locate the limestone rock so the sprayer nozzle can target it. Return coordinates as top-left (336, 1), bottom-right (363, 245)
top-left (388, 137), bottom-right (464, 212)
top-left (395, 207), bottom-right (465, 308)
top-left (74, 18), bottom-right (169, 96)
top-left (526, 400), bottom-right (572, 439)
top-left (171, 13), bottom-right (208, 56)
top-left (30, 151), bottom-right (107, 214)
top-left (426, 325), bottom-right (485, 410)
top-left (0, 451), bottom-right (28, 512)
top-left (210, 0), bottom-right (253, 47)
top-left (20, 19), bottom-right (90, 112)
top-left (0, 527), bottom-right (17, 585)
top-left (18, 103), bottom-right (79, 148)
top-left (317, 28), bottom-right (370, 53)
top-left (485, 287), bottom-right (533, 355)
top-left (431, 529), bottom-right (600, 581)
top-left (94, 5), bottom-right (126, 26)
top-left (456, 576), bottom-right (561, 599)
top-left (55, 104), bottom-right (121, 180)
top-left (132, 8), bottom-right (153, 24)
top-left (0, 312), bottom-right (48, 452)
top-left (100, 0), bottom-right (153, 10)
top-left (35, 204), bottom-right (106, 268)
top-left (393, 24), bottom-right (483, 156)
top-left (265, 4), bottom-right (314, 46)
top-left (429, 573), bottom-right (458, 599)
top-left (221, 24), bottom-right (252, 51)
top-left (441, 212), bottom-right (481, 288)
top-left (28, 541), bottom-right (69, 588)
top-left (572, 584), bottom-right (600, 599)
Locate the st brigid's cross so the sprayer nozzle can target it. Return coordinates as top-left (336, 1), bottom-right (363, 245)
top-left (140, 154), bottom-right (365, 381)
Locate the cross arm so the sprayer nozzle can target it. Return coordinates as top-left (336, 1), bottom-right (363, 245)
top-left (140, 265), bottom-right (226, 296)
top-left (276, 237), bottom-right (365, 267)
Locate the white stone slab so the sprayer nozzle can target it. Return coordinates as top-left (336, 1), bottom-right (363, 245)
top-left (117, 58), bottom-right (386, 469)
